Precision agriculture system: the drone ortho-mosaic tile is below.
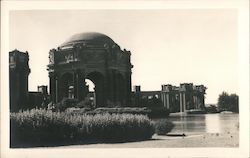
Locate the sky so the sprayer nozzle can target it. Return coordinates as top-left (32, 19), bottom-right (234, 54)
top-left (9, 9), bottom-right (238, 104)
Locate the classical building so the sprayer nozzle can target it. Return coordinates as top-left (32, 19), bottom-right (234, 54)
top-left (9, 50), bottom-right (30, 112)
top-left (9, 32), bottom-right (206, 112)
top-left (47, 32), bottom-right (133, 107)
top-left (161, 83), bottom-right (206, 112)
top-left (133, 83), bottom-right (206, 113)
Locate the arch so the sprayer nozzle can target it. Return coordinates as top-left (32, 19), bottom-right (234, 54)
top-left (85, 71), bottom-right (105, 107)
top-left (85, 79), bottom-right (95, 92)
top-left (59, 73), bottom-right (74, 100)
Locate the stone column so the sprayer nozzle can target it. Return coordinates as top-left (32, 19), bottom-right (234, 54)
top-left (76, 71), bottom-right (84, 101)
top-left (183, 93), bottom-right (186, 112)
top-left (74, 70), bottom-right (82, 101)
top-left (75, 72), bottom-right (79, 100)
top-left (102, 75), bottom-right (108, 106)
top-left (114, 71), bottom-right (118, 104)
top-left (55, 76), bottom-right (58, 103)
top-left (49, 72), bottom-right (55, 103)
top-left (195, 96), bottom-right (198, 109)
top-left (124, 72), bottom-right (131, 106)
top-left (166, 93), bottom-right (170, 109)
top-left (201, 94), bottom-right (205, 109)
top-left (197, 95), bottom-right (200, 108)
top-left (161, 92), bottom-right (166, 107)
top-left (71, 71), bottom-right (76, 99)
top-left (127, 71), bottom-right (132, 105)
top-left (193, 96), bottom-right (196, 109)
top-left (180, 93), bottom-right (183, 112)
top-left (108, 70), bottom-right (114, 105)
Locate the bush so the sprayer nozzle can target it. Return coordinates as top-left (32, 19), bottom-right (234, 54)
top-left (148, 107), bottom-right (170, 118)
top-left (154, 119), bottom-right (175, 135)
top-left (10, 109), bottom-right (154, 147)
top-left (87, 107), bottom-right (151, 115)
top-left (54, 98), bottom-right (78, 111)
top-left (65, 107), bottom-right (91, 114)
top-left (205, 105), bottom-right (218, 113)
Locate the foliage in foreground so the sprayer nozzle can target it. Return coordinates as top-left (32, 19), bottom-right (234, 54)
top-left (154, 119), bottom-right (175, 135)
top-left (10, 109), bottom-right (155, 147)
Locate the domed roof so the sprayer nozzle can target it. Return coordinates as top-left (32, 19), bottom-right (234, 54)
top-left (60, 32), bottom-right (115, 48)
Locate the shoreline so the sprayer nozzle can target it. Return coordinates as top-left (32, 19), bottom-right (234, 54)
top-left (44, 132), bottom-right (238, 148)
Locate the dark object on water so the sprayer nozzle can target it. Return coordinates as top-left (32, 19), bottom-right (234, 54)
top-left (166, 133), bottom-right (186, 137)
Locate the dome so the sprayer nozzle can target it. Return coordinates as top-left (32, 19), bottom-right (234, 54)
top-left (60, 32), bottom-right (115, 48)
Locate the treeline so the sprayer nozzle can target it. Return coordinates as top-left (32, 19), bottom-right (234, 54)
top-left (218, 92), bottom-right (239, 113)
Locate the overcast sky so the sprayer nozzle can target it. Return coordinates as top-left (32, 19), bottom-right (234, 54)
top-left (9, 9), bottom-right (238, 104)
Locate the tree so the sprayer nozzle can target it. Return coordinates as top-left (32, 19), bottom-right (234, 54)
top-left (217, 92), bottom-right (239, 113)
top-left (218, 92), bottom-right (229, 111)
top-left (229, 94), bottom-right (239, 113)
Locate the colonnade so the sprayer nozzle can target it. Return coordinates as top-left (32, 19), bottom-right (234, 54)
top-left (161, 88), bottom-right (205, 113)
top-left (49, 69), bottom-right (131, 107)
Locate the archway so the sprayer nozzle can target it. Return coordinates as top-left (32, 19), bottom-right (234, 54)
top-left (85, 71), bottom-right (105, 107)
top-left (85, 79), bottom-right (95, 92)
top-left (83, 79), bottom-right (95, 108)
top-left (59, 73), bottom-right (73, 100)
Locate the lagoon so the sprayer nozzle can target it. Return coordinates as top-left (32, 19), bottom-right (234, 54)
top-left (166, 113), bottom-right (239, 134)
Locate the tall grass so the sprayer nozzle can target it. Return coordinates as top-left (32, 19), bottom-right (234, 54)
top-left (10, 109), bottom-right (154, 147)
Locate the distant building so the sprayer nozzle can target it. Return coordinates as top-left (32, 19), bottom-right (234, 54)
top-left (132, 83), bottom-right (206, 113)
top-left (9, 50), bottom-right (30, 112)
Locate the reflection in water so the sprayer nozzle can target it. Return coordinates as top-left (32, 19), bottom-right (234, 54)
top-left (205, 114), bottom-right (220, 133)
top-left (164, 113), bottom-right (239, 134)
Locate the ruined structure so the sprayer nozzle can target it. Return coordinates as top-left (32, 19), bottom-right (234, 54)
top-left (47, 32), bottom-right (133, 107)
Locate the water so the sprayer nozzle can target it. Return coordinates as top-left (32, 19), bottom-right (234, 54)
top-left (163, 113), bottom-right (239, 134)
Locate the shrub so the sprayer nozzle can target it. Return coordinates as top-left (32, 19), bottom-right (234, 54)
top-left (154, 119), bottom-right (175, 135)
top-left (76, 100), bottom-right (94, 109)
top-left (148, 107), bottom-right (170, 118)
top-left (87, 107), bottom-right (151, 115)
top-left (54, 98), bottom-right (78, 111)
top-left (205, 105), bottom-right (218, 113)
top-left (10, 109), bottom-right (154, 147)
top-left (65, 107), bottom-right (91, 114)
